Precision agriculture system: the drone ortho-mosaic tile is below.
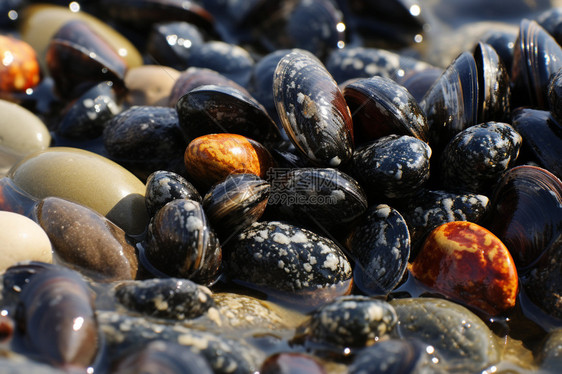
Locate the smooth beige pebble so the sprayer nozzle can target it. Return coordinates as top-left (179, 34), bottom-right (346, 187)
top-left (0, 211), bottom-right (52, 272)
top-left (124, 65), bottom-right (181, 107)
top-left (7, 147), bottom-right (149, 235)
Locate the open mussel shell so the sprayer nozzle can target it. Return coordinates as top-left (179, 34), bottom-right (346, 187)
top-left (473, 42), bottom-right (511, 123)
top-left (440, 121), bottom-right (522, 194)
top-left (145, 170), bottom-right (201, 217)
top-left (144, 199), bottom-right (222, 286)
top-left (176, 84), bottom-right (281, 145)
top-left (511, 19), bottom-right (562, 108)
top-left (512, 108), bottom-right (562, 181)
top-left (420, 51), bottom-right (478, 155)
top-left (346, 204), bottom-right (410, 296)
top-left (268, 167), bottom-right (368, 233)
top-left (343, 75), bottom-right (428, 144)
top-left (203, 173), bottom-right (270, 240)
top-left (15, 265), bottom-right (99, 368)
top-left (481, 165), bottom-right (562, 272)
top-left (273, 50), bottom-right (354, 167)
top-left (46, 19), bottom-right (128, 99)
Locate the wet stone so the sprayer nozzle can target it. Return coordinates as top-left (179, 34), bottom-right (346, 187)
top-left (113, 278), bottom-right (215, 320)
top-left (36, 197), bottom-right (138, 282)
top-left (390, 297), bottom-right (501, 372)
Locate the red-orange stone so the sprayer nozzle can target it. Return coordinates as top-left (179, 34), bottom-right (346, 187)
top-left (0, 35), bottom-right (40, 92)
top-left (184, 133), bottom-right (275, 189)
top-left (410, 221), bottom-right (518, 315)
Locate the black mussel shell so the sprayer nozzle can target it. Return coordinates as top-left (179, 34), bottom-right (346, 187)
top-left (176, 84), bottom-right (281, 145)
top-left (268, 167), bottom-right (367, 233)
top-left (480, 29), bottom-right (517, 74)
top-left (203, 173), bottom-right (270, 240)
top-left (512, 108), bottom-right (562, 181)
top-left (343, 76), bottom-right (428, 144)
top-left (346, 204), bottom-right (410, 296)
top-left (420, 51), bottom-right (478, 155)
top-left (511, 19), bottom-right (562, 108)
top-left (15, 265), bottom-right (98, 368)
top-left (168, 67), bottom-right (251, 107)
top-left (113, 278), bottom-right (215, 320)
top-left (440, 122), bottom-right (522, 194)
top-left (225, 221), bottom-right (352, 308)
top-left (46, 19), bottom-right (128, 99)
top-left (325, 47), bottom-right (435, 85)
top-left (110, 340), bottom-right (214, 374)
top-left (400, 189), bottom-right (489, 255)
top-left (295, 295), bottom-right (397, 350)
top-left (473, 42), bottom-right (511, 123)
top-left (537, 7), bottom-right (562, 54)
top-left (56, 81), bottom-right (120, 141)
top-left (146, 21), bottom-right (205, 71)
top-left (482, 165), bottom-right (562, 272)
top-left (144, 199), bottom-right (222, 285)
top-left (396, 66), bottom-right (443, 104)
top-left (548, 68), bottom-right (562, 123)
top-left (346, 134), bottom-right (431, 200)
top-left (103, 106), bottom-right (186, 181)
top-left (145, 170), bottom-right (201, 217)
top-left (273, 50), bottom-right (354, 167)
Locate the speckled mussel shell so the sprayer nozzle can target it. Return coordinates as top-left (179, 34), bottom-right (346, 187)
top-left (273, 50), bottom-right (354, 167)
top-left (145, 170), bottom-right (201, 217)
top-left (113, 278), bottom-right (215, 320)
top-left (346, 204), bottom-right (410, 296)
top-left (440, 122), bottom-right (522, 194)
top-left (347, 134), bottom-right (431, 199)
top-left (144, 199), bottom-right (221, 286)
top-left (268, 167), bottom-right (368, 232)
top-left (296, 295), bottom-right (397, 350)
top-left (343, 76), bottom-right (428, 144)
top-left (225, 221), bottom-right (352, 307)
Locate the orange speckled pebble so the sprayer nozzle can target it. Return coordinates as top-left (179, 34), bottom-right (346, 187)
top-left (184, 133), bottom-right (275, 189)
top-left (410, 221), bottom-right (518, 316)
top-left (0, 35), bottom-right (40, 92)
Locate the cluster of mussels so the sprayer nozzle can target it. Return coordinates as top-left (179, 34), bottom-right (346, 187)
top-left (2, 0), bottom-right (562, 373)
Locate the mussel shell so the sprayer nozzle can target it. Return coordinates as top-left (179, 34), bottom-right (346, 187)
top-left (225, 221), bottom-right (352, 308)
top-left (260, 352), bottom-right (326, 374)
top-left (296, 295), bottom-right (397, 350)
top-left (480, 29), bottom-right (517, 74)
top-left (482, 165), bottom-right (562, 272)
top-left (46, 19), bottom-right (127, 99)
top-left (346, 204), bottom-right (410, 296)
top-left (420, 51), bottom-right (478, 154)
top-left (176, 84), bottom-right (281, 145)
top-left (399, 189), bottom-right (490, 256)
top-left (511, 19), bottom-right (562, 108)
top-left (273, 50), bottom-right (354, 167)
top-left (168, 67), bottom-right (251, 107)
top-left (103, 106), bottom-right (186, 181)
top-left (537, 6), bottom-right (562, 46)
top-left (56, 81), bottom-right (120, 141)
top-left (395, 66), bottom-right (443, 104)
top-left (548, 68), bottom-right (562, 122)
top-left (203, 173), bottom-right (270, 239)
top-left (113, 278), bottom-right (215, 320)
top-left (146, 21), bottom-right (205, 71)
top-left (144, 199), bottom-right (222, 285)
top-left (346, 134), bottom-right (431, 200)
top-left (440, 121), bottom-right (522, 194)
top-left (268, 167), bottom-right (368, 232)
top-left (145, 170), bottom-right (201, 217)
top-left (110, 340), bottom-right (214, 374)
top-left (343, 75), bottom-right (428, 144)
top-left (473, 42), bottom-right (511, 123)
top-left (16, 266), bottom-right (98, 368)
top-left (511, 108), bottom-right (562, 181)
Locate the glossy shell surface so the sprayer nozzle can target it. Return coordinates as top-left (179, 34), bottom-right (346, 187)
top-left (0, 35), bottom-right (40, 92)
